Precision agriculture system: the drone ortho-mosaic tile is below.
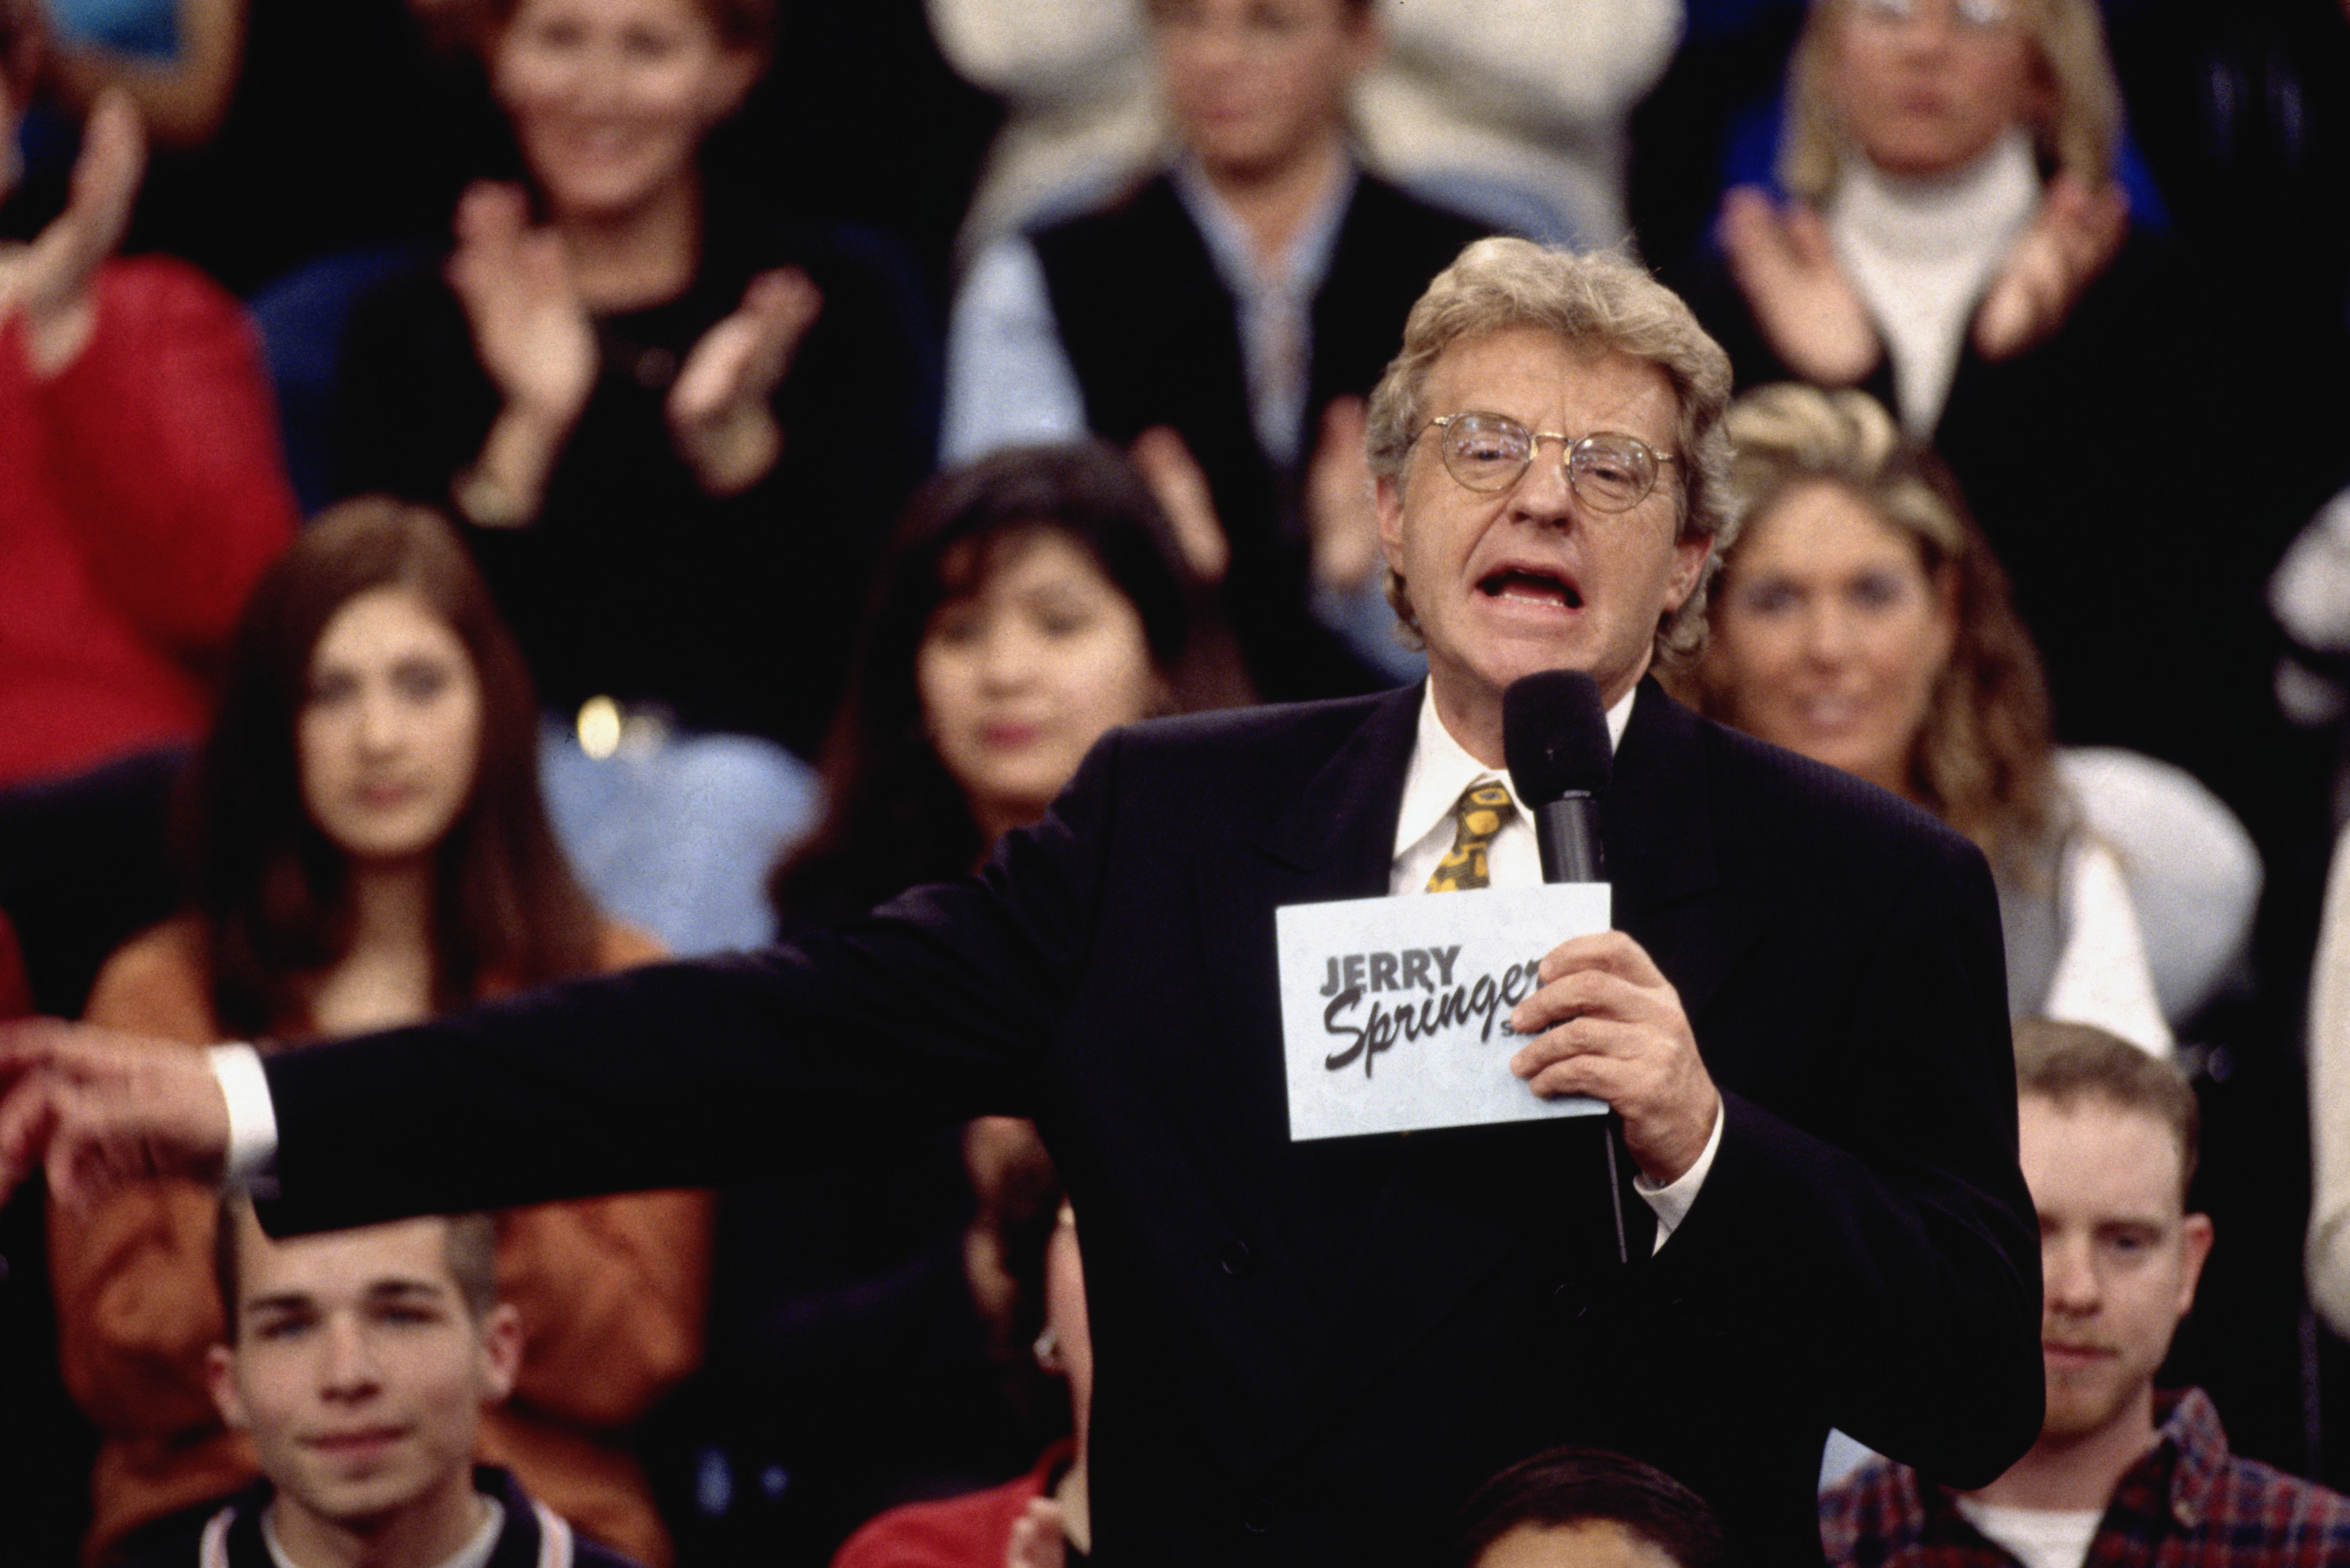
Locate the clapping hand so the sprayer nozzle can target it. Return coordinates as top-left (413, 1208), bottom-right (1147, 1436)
top-left (1004, 1496), bottom-right (1068, 1568)
top-left (2, 89), bottom-right (145, 376)
top-left (447, 181), bottom-right (598, 435)
top-left (1306, 395), bottom-right (1381, 594)
top-left (1972, 172), bottom-right (2126, 361)
top-left (0, 1017), bottom-right (230, 1210)
top-left (668, 266), bottom-right (821, 496)
top-left (1717, 185), bottom-right (1879, 387)
top-left (1130, 425), bottom-right (1230, 585)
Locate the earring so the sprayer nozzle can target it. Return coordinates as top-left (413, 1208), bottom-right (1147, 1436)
top-left (1033, 1325), bottom-right (1061, 1372)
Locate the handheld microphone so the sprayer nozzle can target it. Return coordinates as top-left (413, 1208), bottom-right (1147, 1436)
top-left (1502, 670), bottom-right (1629, 1263)
top-left (1502, 670), bottom-right (1611, 884)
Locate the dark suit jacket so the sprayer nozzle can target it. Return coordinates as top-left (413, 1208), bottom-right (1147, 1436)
top-left (263, 681), bottom-right (2041, 1567)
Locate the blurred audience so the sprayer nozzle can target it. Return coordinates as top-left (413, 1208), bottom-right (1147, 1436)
top-left (114, 1199), bottom-right (651, 1568)
top-left (1669, 0), bottom-right (2269, 813)
top-left (338, 0), bottom-right (935, 764)
top-left (682, 444), bottom-right (1193, 1565)
top-left (1441, 1447), bottom-right (1728, 1568)
top-left (771, 443), bottom-right (1195, 920)
top-left (944, 0), bottom-right (1488, 698)
top-left (1689, 385), bottom-right (2172, 1053)
top-left (0, 14), bottom-right (298, 789)
top-left (337, 0), bottom-right (942, 949)
top-left (52, 501), bottom-right (707, 1567)
top-left (38, 0), bottom-right (244, 154)
top-left (933, 0), bottom-right (1677, 264)
top-left (1823, 1021), bottom-right (2350, 1568)
top-left (829, 1140), bottom-right (1088, 1568)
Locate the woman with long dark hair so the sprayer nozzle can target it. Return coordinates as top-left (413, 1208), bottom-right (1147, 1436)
top-left (53, 499), bottom-right (706, 1567)
top-left (692, 443), bottom-right (1192, 1563)
top-left (772, 440), bottom-right (1194, 925)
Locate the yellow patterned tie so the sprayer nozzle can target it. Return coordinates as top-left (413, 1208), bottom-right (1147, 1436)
top-left (1425, 781), bottom-right (1517, 892)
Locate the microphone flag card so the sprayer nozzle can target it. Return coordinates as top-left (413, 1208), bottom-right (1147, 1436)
top-left (1276, 883), bottom-right (1611, 1140)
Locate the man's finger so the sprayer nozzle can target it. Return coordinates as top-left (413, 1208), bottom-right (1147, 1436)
top-left (1508, 965), bottom-right (1647, 1035)
top-left (1510, 1015), bottom-right (1647, 1081)
top-left (0, 1075), bottom-right (60, 1207)
top-left (1535, 929), bottom-right (1668, 988)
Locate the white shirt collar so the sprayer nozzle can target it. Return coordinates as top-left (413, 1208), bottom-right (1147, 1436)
top-left (1169, 151), bottom-right (1357, 305)
top-left (1392, 680), bottom-right (1636, 862)
top-left (265, 1497), bottom-right (503, 1568)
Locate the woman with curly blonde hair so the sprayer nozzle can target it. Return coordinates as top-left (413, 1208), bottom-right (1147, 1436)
top-left (1689, 383), bottom-right (2169, 1053)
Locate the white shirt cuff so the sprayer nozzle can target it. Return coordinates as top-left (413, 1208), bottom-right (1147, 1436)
top-left (207, 1043), bottom-right (279, 1194)
top-left (1632, 1101), bottom-right (1722, 1251)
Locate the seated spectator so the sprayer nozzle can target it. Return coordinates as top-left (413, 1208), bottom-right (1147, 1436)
top-left (829, 1143), bottom-right (1090, 1568)
top-left (685, 444), bottom-right (1194, 1560)
top-left (114, 1198), bottom-right (647, 1568)
top-left (943, 0), bottom-right (1489, 697)
top-left (338, 0), bottom-right (936, 768)
top-left (931, 0), bottom-right (1677, 261)
top-left (1821, 1020), bottom-right (2350, 1567)
top-left (38, 0), bottom-right (243, 153)
top-left (0, 7), bottom-right (298, 789)
top-left (52, 500), bottom-right (706, 1567)
top-left (772, 442), bottom-right (1197, 920)
top-left (1688, 384), bottom-right (2170, 1053)
top-left (1441, 1447), bottom-right (1727, 1568)
top-left (1669, 0), bottom-right (2269, 798)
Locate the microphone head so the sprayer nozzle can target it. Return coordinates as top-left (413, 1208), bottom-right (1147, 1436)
top-left (1503, 670), bottom-right (1612, 805)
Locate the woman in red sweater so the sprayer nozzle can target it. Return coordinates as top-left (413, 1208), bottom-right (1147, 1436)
top-left (0, 3), bottom-right (297, 786)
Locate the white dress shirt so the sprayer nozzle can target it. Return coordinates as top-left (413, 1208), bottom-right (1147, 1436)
top-left (1389, 682), bottom-right (1720, 1245)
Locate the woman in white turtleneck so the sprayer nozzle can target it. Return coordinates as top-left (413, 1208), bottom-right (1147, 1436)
top-left (1713, 0), bottom-right (2127, 436)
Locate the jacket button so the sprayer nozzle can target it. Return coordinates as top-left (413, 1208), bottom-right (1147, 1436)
top-left (1219, 1240), bottom-right (1253, 1277)
top-left (1242, 1498), bottom-right (1274, 1533)
top-left (1552, 1280), bottom-right (1590, 1319)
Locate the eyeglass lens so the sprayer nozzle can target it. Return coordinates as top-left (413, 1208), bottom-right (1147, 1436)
top-left (1437, 414), bottom-right (1660, 511)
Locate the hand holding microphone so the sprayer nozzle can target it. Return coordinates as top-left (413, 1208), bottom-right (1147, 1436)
top-left (1500, 674), bottom-right (1719, 1190)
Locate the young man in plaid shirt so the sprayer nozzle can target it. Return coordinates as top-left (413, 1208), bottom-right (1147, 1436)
top-left (1821, 1021), bottom-right (2350, 1568)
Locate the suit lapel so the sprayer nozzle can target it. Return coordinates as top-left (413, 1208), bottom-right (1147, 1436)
top-left (1606, 681), bottom-right (1768, 1035)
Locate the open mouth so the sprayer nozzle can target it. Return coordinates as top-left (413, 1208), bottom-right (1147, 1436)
top-left (1478, 569), bottom-right (1582, 610)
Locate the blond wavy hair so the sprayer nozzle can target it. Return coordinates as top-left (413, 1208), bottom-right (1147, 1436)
top-left (1693, 384), bottom-right (2059, 865)
top-left (1365, 238), bottom-right (1737, 670)
top-left (1778, 0), bottom-right (2123, 201)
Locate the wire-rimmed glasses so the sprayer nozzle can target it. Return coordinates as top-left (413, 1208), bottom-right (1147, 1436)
top-left (1423, 412), bottom-right (1681, 512)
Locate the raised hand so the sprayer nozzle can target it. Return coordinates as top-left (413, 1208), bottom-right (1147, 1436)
top-left (1718, 185), bottom-right (1880, 388)
top-left (0, 1018), bottom-right (230, 1211)
top-left (1004, 1496), bottom-right (1068, 1568)
top-left (447, 181), bottom-right (597, 430)
top-left (1506, 930), bottom-right (1720, 1187)
top-left (2, 89), bottom-right (146, 376)
top-left (667, 266), bottom-right (821, 496)
top-left (1306, 395), bottom-right (1380, 594)
top-left (1130, 425), bottom-right (1229, 585)
top-left (444, 182), bottom-right (598, 525)
top-left (1972, 172), bottom-right (2127, 362)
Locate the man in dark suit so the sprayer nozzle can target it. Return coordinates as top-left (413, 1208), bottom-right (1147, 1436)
top-left (2, 240), bottom-right (2041, 1567)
